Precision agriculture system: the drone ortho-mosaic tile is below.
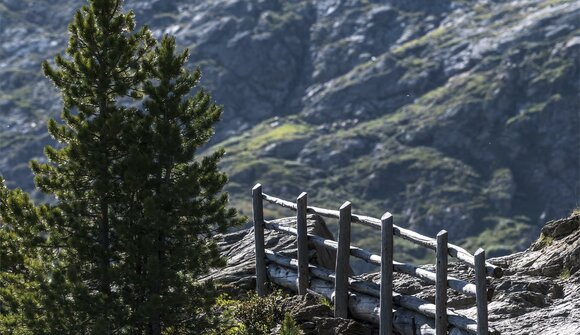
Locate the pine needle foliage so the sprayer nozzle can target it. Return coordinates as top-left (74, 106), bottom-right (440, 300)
top-left (1, 0), bottom-right (245, 334)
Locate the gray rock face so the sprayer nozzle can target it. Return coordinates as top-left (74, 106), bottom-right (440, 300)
top-left (1, 0), bottom-right (578, 258)
top-left (209, 213), bottom-right (580, 334)
top-left (202, 214), bottom-right (338, 294)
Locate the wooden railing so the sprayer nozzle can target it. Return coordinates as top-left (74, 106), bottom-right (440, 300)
top-left (252, 184), bottom-right (501, 335)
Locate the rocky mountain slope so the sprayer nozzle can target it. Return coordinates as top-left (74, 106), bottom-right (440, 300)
top-left (0, 0), bottom-right (578, 258)
top-left (207, 212), bottom-right (580, 334)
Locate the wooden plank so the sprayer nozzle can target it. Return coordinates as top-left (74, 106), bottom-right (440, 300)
top-left (252, 184), bottom-right (267, 296)
top-left (264, 259), bottom-right (500, 335)
top-left (334, 201), bottom-right (352, 318)
top-left (264, 221), bottom-right (491, 300)
top-left (261, 193), bottom-right (503, 278)
top-left (380, 212), bottom-right (394, 335)
top-left (296, 192), bottom-right (309, 295)
top-left (475, 248), bottom-right (489, 335)
top-left (436, 230), bottom-right (449, 334)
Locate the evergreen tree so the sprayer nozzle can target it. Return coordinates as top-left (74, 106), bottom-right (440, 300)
top-left (32, 0), bottom-right (155, 332)
top-left (120, 35), bottom-right (243, 334)
top-left (0, 178), bottom-right (47, 335)
top-left (0, 177), bottom-right (76, 335)
top-left (16, 0), bottom-right (243, 333)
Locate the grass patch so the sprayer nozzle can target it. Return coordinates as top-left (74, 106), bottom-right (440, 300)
top-left (559, 268), bottom-right (571, 280)
top-left (247, 123), bottom-right (311, 151)
top-left (392, 25), bottom-right (450, 55)
top-left (461, 217), bottom-right (531, 257)
top-left (537, 232), bottom-right (554, 248)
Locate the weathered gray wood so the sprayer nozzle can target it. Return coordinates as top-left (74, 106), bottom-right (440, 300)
top-left (296, 192), bottom-right (309, 295)
top-left (475, 248), bottom-right (489, 335)
top-left (436, 230), bottom-right (449, 334)
top-left (261, 193), bottom-right (502, 278)
top-left (264, 221), bottom-right (491, 300)
top-left (335, 201), bottom-right (352, 318)
top-left (264, 249), bottom-right (379, 297)
top-left (265, 260), bottom-right (499, 335)
top-left (381, 212), bottom-right (394, 335)
top-left (252, 184), bottom-right (267, 296)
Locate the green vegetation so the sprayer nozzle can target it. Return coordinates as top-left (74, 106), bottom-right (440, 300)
top-left (559, 268), bottom-right (571, 280)
top-left (1, 0), bottom-right (242, 334)
top-left (280, 313), bottom-right (301, 335)
top-left (247, 122), bottom-right (311, 150)
top-left (461, 217), bottom-right (532, 257)
top-left (317, 295), bottom-right (332, 308)
top-left (539, 232), bottom-right (555, 247)
top-left (392, 26), bottom-right (450, 55)
top-left (210, 291), bottom-right (288, 335)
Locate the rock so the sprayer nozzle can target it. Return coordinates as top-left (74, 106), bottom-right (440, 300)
top-left (309, 317), bottom-right (375, 335)
top-left (209, 212), bottom-right (580, 334)
top-left (540, 215), bottom-right (580, 239)
top-left (203, 214), bottom-right (339, 295)
top-left (1, 0), bottom-right (579, 279)
top-left (261, 138), bottom-right (310, 160)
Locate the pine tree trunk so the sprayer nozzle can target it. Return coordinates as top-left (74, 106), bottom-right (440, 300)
top-left (98, 94), bottom-right (112, 332)
top-left (99, 199), bottom-right (111, 295)
top-left (149, 165), bottom-right (171, 335)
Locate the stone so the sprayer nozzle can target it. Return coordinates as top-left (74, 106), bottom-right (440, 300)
top-left (207, 212), bottom-right (580, 334)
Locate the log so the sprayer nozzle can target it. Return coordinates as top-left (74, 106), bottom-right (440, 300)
top-left (263, 251), bottom-right (500, 335)
top-left (265, 263), bottom-right (492, 335)
top-left (261, 193), bottom-right (502, 278)
top-left (253, 184), bottom-right (267, 296)
top-left (381, 212), bottom-right (394, 335)
top-left (334, 201), bottom-right (352, 318)
top-left (296, 192), bottom-right (309, 295)
top-left (436, 230), bottom-right (449, 334)
top-left (263, 221), bottom-right (492, 300)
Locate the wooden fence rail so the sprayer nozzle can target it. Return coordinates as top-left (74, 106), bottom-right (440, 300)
top-left (261, 192), bottom-right (503, 278)
top-left (252, 184), bottom-right (500, 335)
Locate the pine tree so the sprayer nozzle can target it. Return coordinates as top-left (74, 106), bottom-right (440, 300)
top-left (0, 178), bottom-right (47, 335)
top-left (22, 0), bottom-right (242, 333)
top-left (121, 35), bottom-right (244, 334)
top-left (0, 177), bottom-right (76, 334)
top-left (31, 0), bottom-right (155, 332)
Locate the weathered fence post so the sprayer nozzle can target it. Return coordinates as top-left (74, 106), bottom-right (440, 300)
top-left (380, 212), bottom-right (394, 335)
top-left (296, 192), bottom-right (309, 295)
top-left (252, 184), bottom-right (267, 297)
top-left (436, 230), bottom-right (449, 334)
top-left (475, 248), bottom-right (489, 335)
top-left (334, 201), bottom-right (352, 318)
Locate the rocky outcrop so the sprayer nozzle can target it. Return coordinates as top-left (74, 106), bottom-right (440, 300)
top-left (208, 212), bottom-right (580, 334)
top-left (202, 214), bottom-right (339, 295)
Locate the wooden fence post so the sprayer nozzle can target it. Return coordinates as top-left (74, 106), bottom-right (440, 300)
top-left (252, 184), bottom-right (267, 297)
top-left (436, 230), bottom-right (449, 334)
top-left (296, 192), bottom-right (309, 295)
top-left (380, 212), bottom-right (394, 335)
top-left (475, 248), bottom-right (489, 335)
top-left (334, 201), bottom-right (351, 318)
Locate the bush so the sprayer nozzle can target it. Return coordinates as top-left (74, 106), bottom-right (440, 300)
top-left (208, 291), bottom-right (288, 335)
top-left (280, 313), bottom-right (301, 335)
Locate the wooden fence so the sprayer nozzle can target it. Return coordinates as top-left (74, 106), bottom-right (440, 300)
top-left (252, 184), bottom-right (502, 335)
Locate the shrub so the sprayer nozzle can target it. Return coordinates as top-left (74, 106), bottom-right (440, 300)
top-left (280, 313), bottom-right (301, 335)
top-left (209, 291), bottom-right (287, 335)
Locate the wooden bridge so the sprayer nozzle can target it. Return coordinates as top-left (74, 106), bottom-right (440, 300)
top-left (251, 184), bottom-right (502, 335)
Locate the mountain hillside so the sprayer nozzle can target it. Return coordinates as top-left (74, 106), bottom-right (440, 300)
top-left (0, 0), bottom-right (578, 260)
